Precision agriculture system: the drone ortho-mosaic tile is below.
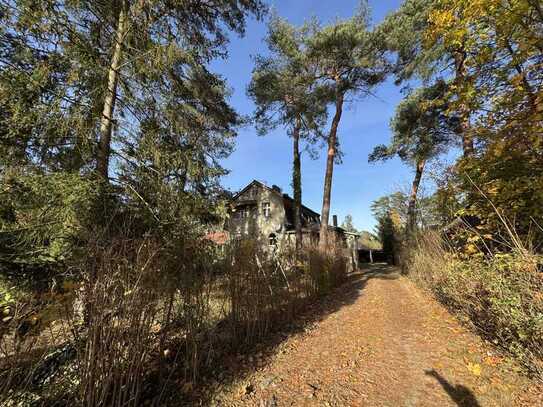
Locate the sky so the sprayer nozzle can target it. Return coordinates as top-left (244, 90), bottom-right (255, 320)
top-left (212, 0), bottom-right (410, 233)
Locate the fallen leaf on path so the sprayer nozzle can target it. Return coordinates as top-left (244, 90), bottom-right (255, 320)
top-left (467, 362), bottom-right (482, 376)
top-left (182, 382), bottom-right (193, 393)
top-left (484, 355), bottom-right (502, 366)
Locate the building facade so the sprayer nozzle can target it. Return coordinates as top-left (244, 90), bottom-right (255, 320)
top-left (226, 180), bottom-right (360, 271)
top-left (228, 180), bottom-right (320, 247)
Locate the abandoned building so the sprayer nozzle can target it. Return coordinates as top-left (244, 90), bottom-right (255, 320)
top-left (228, 180), bottom-right (319, 245)
top-left (225, 180), bottom-right (360, 270)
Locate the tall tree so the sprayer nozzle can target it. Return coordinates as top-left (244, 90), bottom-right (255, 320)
top-left (0, 0), bottom-right (266, 181)
top-left (306, 3), bottom-right (388, 248)
top-left (118, 66), bottom-right (239, 234)
top-left (379, 0), bottom-right (475, 157)
top-left (248, 16), bottom-right (328, 254)
top-left (341, 214), bottom-right (358, 233)
top-left (424, 0), bottom-right (543, 243)
top-left (369, 81), bottom-right (459, 237)
top-left (371, 192), bottom-right (406, 264)
top-left (94, 0), bottom-right (266, 181)
top-left (0, 0), bottom-right (265, 272)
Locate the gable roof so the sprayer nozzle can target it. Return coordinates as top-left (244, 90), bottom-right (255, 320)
top-left (231, 179), bottom-right (267, 200)
top-left (232, 180), bottom-right (320, 218)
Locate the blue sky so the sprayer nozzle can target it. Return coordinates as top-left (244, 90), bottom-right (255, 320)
top-left (212, 0), bottom-right (409, 233)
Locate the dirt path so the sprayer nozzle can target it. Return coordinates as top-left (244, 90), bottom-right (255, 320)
top-left (211, 265), bottom-right (541, 406)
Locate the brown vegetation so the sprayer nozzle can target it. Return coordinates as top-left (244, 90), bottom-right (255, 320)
top-left (406, 230), bottom-right (543, 379)
top-left (0, 239), bottom-right (346, 405)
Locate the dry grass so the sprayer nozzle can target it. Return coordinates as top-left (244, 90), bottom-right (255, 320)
top-left (0, 237), bottom-right (348, 405)
top-left (406, 230), bottom-right (543, 379)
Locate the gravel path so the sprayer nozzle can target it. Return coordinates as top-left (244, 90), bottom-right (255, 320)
top-left (211, 264), bottom-right (542, 406)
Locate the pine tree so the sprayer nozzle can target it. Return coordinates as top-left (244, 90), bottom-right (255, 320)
top-left (0, 0), bottom-right (265, 269)
top-left (248, 16), bottom-right (328, 254)
top-left (306, 2), bottom-right (388, 248)
top-left (379, 0), bottom-right (475, 157)
top-left (0, 0), bottom-right (265, 180)
top-left (369, 81), bottom-right (459, 237)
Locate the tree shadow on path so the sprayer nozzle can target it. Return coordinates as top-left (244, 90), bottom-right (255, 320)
top-left (425, 369), bottom-right (481, 407)
top-left (190, 264), bottom-right (399, 404)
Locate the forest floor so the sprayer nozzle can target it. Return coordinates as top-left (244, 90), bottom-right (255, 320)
top-left (206, 264), bottom-right (542, 406)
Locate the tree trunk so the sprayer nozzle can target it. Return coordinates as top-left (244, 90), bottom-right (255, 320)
top-left (406, 158), bottom-right (425, 239)
top-left (454, 50), bottom-right (474, 157)
top-left (96, 2), bottom-right (128, 180)
top-left (292, 116), bottom-right (303, 255)
top-left (505, 41), bottom-right (537, 109)
top-left (319, 89), bottom-right (344, 249)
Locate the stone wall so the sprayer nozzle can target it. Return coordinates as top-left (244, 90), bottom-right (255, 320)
top-left (228, 183), bottom-right (286, 246)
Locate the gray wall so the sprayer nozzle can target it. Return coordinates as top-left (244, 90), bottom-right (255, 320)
top-left (228, 184), bottom-right (286, 245)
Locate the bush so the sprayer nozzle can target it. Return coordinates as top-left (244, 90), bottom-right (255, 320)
top-left (225, 241), bottom-right (346, 345)
top-left (407, 231), bottom-right (543, 379)
top-left (0, 236), bottom-right (348, 405)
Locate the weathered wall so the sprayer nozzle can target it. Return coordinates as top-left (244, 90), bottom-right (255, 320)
top-left (229, 184), bottom-right (286, 245)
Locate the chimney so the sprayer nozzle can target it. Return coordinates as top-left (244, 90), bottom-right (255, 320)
top-left (332, 215), bottom-right (338, 227)
top-left (271, 184), bottom-right (282, 193)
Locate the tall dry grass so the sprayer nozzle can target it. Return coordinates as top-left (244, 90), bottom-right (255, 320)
top-left (406, 230), bottom-right (543, 379)
top-left (0, 237), bottom-right (348, 405)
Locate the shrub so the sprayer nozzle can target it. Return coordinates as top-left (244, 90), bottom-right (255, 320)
top-left (407, 231), bottom-right (543, 378)
top-left (0, 235), bottom-right (348, 405)
top-left (0, 170), bottom-right (101, 270)
top-left (225, 240), bottom-right (346, 346)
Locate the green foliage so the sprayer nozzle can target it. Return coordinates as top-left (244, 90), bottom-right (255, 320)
top-left (371, 192), bottom-right (408, 228)
top-left (340, 214), bottom-right (357, 233)
top-left (450, 146), bottom-right (543, 248)
top-left (369, 80), bottom-right (461, 237)
top-left (247, 15), bottom-right (330, 252)
top-left (248, 15), bottom-right (328, 140)
top-left (371, 193), bottom-right (406, 261)
top-left (303, 2), bottom-right (389, 246)
top-left (0, 170), bottom-right (100, 269)
top-left (369, 80), bottom-right (458, 166)
top-left (306, 4), bottom-right (388, 98)
top-left (359, 231), bottom-right (381, 250)
top-left (0, 0), bottom-right (265, 276)
top-left (0, 0), bottom-right (265, 177)
top-left (378, 0), bottom-right (443, 83)
top-left (371, 190), bottom-right (441, 256)
top-left (376, 0), bottom-right (542, 252)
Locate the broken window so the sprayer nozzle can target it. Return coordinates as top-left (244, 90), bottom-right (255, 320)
top-left (234, 208), bottom-right (247, 219)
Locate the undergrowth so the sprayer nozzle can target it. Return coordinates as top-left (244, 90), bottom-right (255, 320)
top-left (0, 238), bottom-right (347, 406)
top-left (407, 231), bottom-right (543, 380)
